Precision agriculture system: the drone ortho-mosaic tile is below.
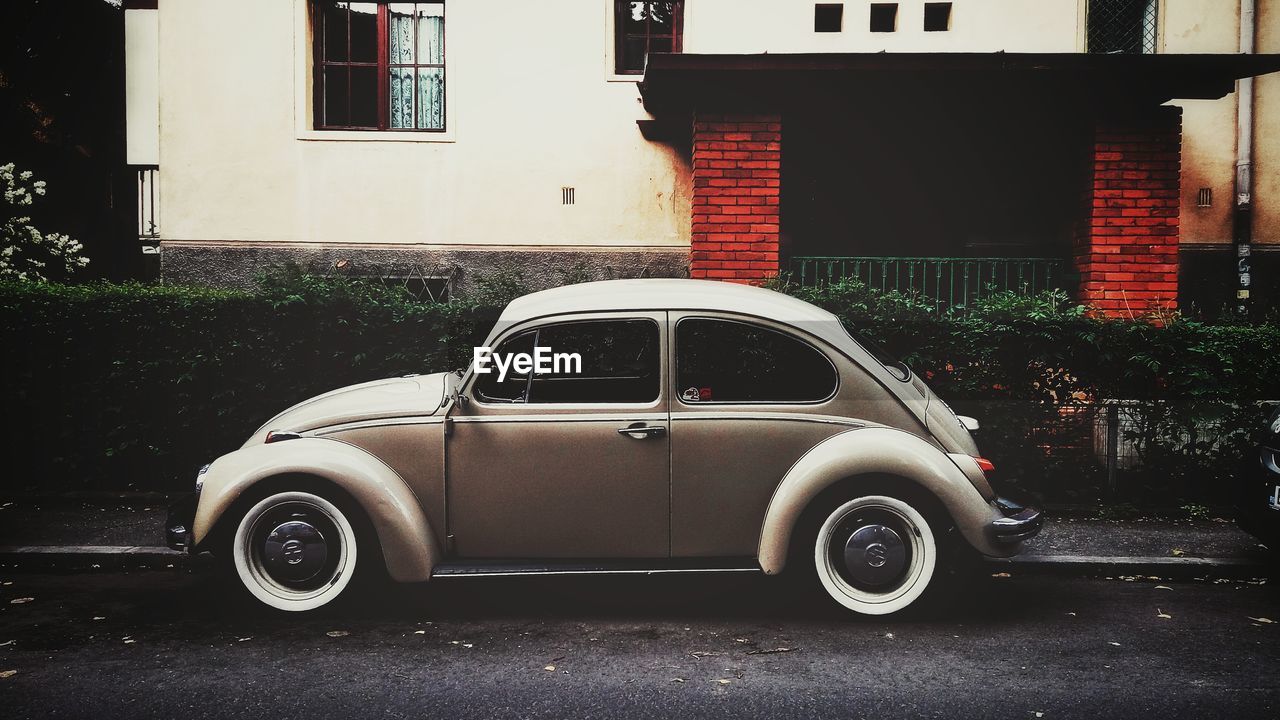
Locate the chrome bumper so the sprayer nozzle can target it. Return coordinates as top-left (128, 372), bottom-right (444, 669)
top-left (990, 497), bottom-right (1043, 543)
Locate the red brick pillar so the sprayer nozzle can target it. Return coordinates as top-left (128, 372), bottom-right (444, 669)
top-left (1075, 108), bottom-right (1181, 318)
top-left (690, 113), bottom-right (781, 284)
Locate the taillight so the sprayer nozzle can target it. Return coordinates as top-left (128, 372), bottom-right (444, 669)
top-left (974, 457), bottom-right (996, 475)
top-left (264, 430), bottom-right (302, 444)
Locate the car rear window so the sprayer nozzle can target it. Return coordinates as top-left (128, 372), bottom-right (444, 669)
top-left (675, 318), bottom-right (837, 403)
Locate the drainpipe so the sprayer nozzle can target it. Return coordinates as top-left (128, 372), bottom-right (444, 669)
top-left (1234, 0), bottom-right (1256, 313)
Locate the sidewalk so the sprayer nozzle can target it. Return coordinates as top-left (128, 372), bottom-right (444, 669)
top-left (0, 498), bottom-right (1273, 576)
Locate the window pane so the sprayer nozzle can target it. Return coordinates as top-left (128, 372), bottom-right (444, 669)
top-left (648, 36), bottom-right (673, 55)
top-left (388, 5), bottom-right (416, 64)
top-left (417, 67), bottom-right (444, 130)
top-left (620, 36), bottom-right (647, 73)
top-left (322, 66), bottom-right (350, 126)
top-left (647, 1), bottom-right (677, 33)
top-left (349, 66), bottom-right (378, 127)
top-left (475, 332), bottom-right (535, 403)
top-left (621, 2), bottom-right (647, 34)
top-left (417, 6), bottom-right (445, 64)
top-left (676, 319), bottom-right (837, 403)
top-left (348, 2), bottom-right (378, 62)
top-left (389, 67), bottom-right (414, 128)
top-left (321, 2), bottom-right (349, 62)
top-left (527, 320), bottom-right (660, 404)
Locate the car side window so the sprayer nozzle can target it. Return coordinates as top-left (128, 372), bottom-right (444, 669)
top-left (475, 319), bottom-right (661, 405)
top-left (527, 319), bottom-right (660, 404)
top-left (676, 318), bottom-right (837, 403)
top-left (474, 330), bottom-right (536, 403)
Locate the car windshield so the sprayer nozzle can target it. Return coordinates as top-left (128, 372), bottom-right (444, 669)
top-left (840, 320), bottom-right (911, 382)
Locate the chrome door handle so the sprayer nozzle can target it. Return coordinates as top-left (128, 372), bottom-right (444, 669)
top-left (617, 424), bottom-right (666, 439)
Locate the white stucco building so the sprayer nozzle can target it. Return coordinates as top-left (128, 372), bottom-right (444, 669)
top-left (125, 1), bottom-right (1280, 313)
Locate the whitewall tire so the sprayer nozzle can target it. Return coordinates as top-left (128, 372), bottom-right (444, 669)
top-left (232, 491), bottom-right (359, 612)
top-left (813, 495), bottom-right (937, 615)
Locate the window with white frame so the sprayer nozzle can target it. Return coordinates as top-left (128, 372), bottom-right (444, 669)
top-left (614, 1), bottom-right (684, 75)
top-left (312, 2), bottom-right (445, 131)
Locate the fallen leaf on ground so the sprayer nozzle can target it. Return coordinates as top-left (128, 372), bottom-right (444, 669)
top-left (413, 630), bottom-right (426, 635)
top-left (237, 637), bottom-right (252, 642)
top-left (734, 638), bottom-right (750, 643)
top-left (1171, 549), bottom-right (1185, 557)
top-left (462, 643), bottom-right (473, 648)
top-left (1108, 641), bottom-right (1121, 646)
top-left (671, 678), bottom-right (685, 683)
top-left (1248, 617), bottom-right (1274, 624)
top-left (1156, 609), bottom-right (1172, 619)
top-left (715, 679), bottom-right (732, 685)
top-left (9, 598), bottom-right (33, 605)
top-left (883, 633), bottom-right (894, 639)
top-left (0, 670), bottom-right (16, 679)
top-left (1154, 585), bottom-right (1172, 590)
top-left (746, 647), bottom-right (796, 655)
top-left (326, 630), bottom-right (349, 638)
top-left (123, 639), bottom-right (136, 645)
top-left (1034, 712), bottom-right (1045, 718)
top-left (544, 665), bottom-right (556, 672)
top-left (1065, 612), bottom-right (1077, 617)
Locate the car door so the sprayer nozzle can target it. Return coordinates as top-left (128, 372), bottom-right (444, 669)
top-left (446, 312), bottom-right (670, 559)
top-left (668, 313), bottom-right (854, 558)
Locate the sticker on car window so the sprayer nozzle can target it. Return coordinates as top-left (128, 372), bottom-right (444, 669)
top-left (681, 386), bottom-right (701, 402)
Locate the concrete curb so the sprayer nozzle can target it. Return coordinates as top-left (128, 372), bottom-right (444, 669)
top-left (0, 545), bottom-right (206, 570)
top-left (0, 546), bottom-right (1271, 578)
top-left (986, 554), bottom-right (1271, 579)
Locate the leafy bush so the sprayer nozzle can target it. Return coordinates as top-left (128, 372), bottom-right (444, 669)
top-left (1, 163), bottom-right (88, 281)
top-left (3, 275), bottom-right (1276, 507)
top-left (773, 277), bottom-right (1280, 506)
top-left (1, 278), bottom-right (489, 493)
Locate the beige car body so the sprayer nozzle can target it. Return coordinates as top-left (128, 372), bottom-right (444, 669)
top-left (190, 279), bottom-right (1029, 584)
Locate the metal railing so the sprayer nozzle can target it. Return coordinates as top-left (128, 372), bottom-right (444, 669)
top-left (788, 256), bottom-right (1067, 312)
top-left (135, 165), bottom-right (159, 240)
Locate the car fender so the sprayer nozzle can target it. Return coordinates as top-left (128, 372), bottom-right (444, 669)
top-left (757, 426), bottom-right (1007, 574)
top-left (192, 437), bottom-right (439, 583)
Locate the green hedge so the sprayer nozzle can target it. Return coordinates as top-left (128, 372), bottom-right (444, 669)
top-left (779, 279), bottom-right (1280, 506)
top-left (2, 277), bottom-right (490, 493)
top-left (4, 276), bottom-right (1277, 507)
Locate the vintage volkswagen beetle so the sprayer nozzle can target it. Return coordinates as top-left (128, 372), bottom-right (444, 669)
top-left (167, 279), bottom-right (1041, 614)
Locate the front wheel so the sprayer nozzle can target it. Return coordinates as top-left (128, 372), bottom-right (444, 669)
top-left (812, 495), bottom-right (937, 615)
top-left (231, 491), bottom-right (360, 612)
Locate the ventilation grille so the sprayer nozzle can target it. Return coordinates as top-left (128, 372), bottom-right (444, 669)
top-left (562, 186), bottom-right (575, 205)
top-left (1196, 188), bottom-right (1212, 208)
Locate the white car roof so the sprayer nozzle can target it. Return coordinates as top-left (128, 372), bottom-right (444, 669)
top-left (499, 279), bottom-right (841, 330)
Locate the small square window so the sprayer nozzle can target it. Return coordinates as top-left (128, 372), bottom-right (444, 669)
top-left (814, 4), bottom-right (843, 32)
top-left (924, 2), bottom-right (951, 32)
top-left (869, 3), bottom-right (897, 33)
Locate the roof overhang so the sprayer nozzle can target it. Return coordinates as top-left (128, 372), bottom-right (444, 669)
top-left (638, 52), bottom-right (1280, 117)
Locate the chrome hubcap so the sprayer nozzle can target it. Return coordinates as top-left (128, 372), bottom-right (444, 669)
top-left (843, 524), bottom-right (907, 587)
top-left (246, 501), bottom-right (345, 593)
top-left (262, 520), bottom-right (328, 584)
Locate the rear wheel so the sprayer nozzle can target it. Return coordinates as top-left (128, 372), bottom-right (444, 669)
top-left (231, 491), bottom-right (360, 612)
top-left (812, 495), bottom-right (937, 615)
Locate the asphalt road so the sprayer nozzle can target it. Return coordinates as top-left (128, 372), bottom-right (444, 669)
top-left (0, 568), bottom-right (1276, 719)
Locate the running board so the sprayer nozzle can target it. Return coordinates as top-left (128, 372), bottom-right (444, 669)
top-left (430, 558), bottom-right (761, 579)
